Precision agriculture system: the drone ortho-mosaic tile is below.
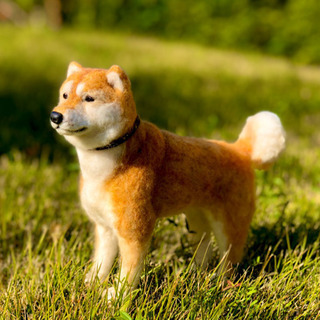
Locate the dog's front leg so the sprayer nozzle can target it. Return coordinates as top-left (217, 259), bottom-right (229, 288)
top-left (107, 235), bottom-right (150, 300)
top-left (120, 236), bottom-right (150, 286)
top-left (86, 224), bottom-right (118, 283)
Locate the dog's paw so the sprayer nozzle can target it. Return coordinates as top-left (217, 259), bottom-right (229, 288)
top-left (85, 274), bottom-right (92, 284)
top-left (107, 287), bottom-right (116, 301)
top-left (85, 269), bottom-right (97, 284)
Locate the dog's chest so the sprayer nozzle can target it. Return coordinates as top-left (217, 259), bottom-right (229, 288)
top-left (76, 147), bottom-right (123, 228)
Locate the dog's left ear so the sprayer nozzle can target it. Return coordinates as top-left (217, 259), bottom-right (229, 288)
top-left (67, 61), bottom-right (82, 78)
top-left (107, 65), bottom-right (130, 92)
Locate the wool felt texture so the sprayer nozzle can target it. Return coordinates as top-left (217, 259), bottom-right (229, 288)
top-left (51, 62), bottom-right (286, 298)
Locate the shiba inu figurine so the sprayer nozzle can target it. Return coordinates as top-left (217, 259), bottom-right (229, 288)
top-left (50, 62), bottom-right (285, 299)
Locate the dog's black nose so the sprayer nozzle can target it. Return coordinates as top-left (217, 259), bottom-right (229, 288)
top-left (50, 111), bottom-right (63, 125)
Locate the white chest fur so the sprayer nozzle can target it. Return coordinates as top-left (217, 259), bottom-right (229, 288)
top-left (76, 146), bottom-right (124, 228)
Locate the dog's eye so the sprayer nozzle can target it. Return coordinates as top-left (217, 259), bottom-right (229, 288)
top-left (63, 93), bottom-right (68, 99)
top-left (85, 95), bottom-right (95, 102)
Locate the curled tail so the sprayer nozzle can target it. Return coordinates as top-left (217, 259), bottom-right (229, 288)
top-left (235, 111), bottom-right (286, 170)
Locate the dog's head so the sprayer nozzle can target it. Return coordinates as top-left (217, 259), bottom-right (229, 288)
top-left (50, 62), bottom-right (137, 150)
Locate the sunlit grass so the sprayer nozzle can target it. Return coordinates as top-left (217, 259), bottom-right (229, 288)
top-left (0, 140), bottom-right (319, 318)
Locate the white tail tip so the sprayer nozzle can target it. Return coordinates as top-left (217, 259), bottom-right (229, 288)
top-left (238, 111), bottom-right (286, 169)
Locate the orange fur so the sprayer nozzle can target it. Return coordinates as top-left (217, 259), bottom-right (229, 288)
top-left (51, 62), bottom-right (285, 298)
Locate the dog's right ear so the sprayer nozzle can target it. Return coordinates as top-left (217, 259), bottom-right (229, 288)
top-left (67, 61), bottom-right (82, 77)
top-left (107, 65), bottom-right (130, 92)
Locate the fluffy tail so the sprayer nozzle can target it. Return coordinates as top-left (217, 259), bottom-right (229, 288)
top-left (235, 111), bottom-right (286, 170)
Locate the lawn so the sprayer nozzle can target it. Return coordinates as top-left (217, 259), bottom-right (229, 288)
top-left (0, 26), bottom-right (319, 319)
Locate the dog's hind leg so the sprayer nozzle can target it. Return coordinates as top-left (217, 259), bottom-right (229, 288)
top-left (210, 203), bottom-right (255, 275)
top-left (185, 209), bottom-right (214, 269)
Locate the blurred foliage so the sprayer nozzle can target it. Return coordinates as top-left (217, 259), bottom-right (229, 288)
top-left (8, 0), bottom-right (320, 64)
top-left (1, 26), bottom-right (320, 158)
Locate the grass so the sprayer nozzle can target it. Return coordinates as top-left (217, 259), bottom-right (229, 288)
top-left (1, 26), bottom-right (320, 318)
top-left (1, 147), bottom-right (319, 319)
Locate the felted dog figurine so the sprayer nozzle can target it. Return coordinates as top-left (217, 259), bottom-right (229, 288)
top-left (50, 62), bottom-right (285, 298)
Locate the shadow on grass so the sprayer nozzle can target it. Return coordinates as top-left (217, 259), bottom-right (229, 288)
top-left (241, 210), bottom-right (320, 277)
top-left (148, 202), bottom-right (320, 281)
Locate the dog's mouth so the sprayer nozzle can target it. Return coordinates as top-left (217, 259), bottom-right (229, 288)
top-left (55, 125), bottom-right (88, 135)
top-left (65, 127), bottom-right (87, 133)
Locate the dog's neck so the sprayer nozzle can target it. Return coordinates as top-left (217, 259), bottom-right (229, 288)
top-left (93, 116), bottom-right (140, 151)
top-left (76, 145), bottom-right (125, 183)
top-left (76, 116), bottom-right (142, 184)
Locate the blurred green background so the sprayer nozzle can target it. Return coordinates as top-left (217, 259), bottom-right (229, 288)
top-left (1, 0), bottom-right (320, 159)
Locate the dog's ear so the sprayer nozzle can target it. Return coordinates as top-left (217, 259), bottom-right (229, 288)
top-left (107, 65), bottom-right (130, 92)
top-left (67, 61), bottom-right (82, 78)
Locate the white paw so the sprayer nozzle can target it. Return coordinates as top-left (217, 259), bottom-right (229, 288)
top-left (107, 287), bottom-right (116, 301)
top-left (85, 271), bottom-right (95, 284)
top-left (85, 266), bottom-right (100, 284)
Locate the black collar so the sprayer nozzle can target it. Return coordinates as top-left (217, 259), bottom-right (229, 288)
top-left (94, 116), bottom-right (141, 151)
